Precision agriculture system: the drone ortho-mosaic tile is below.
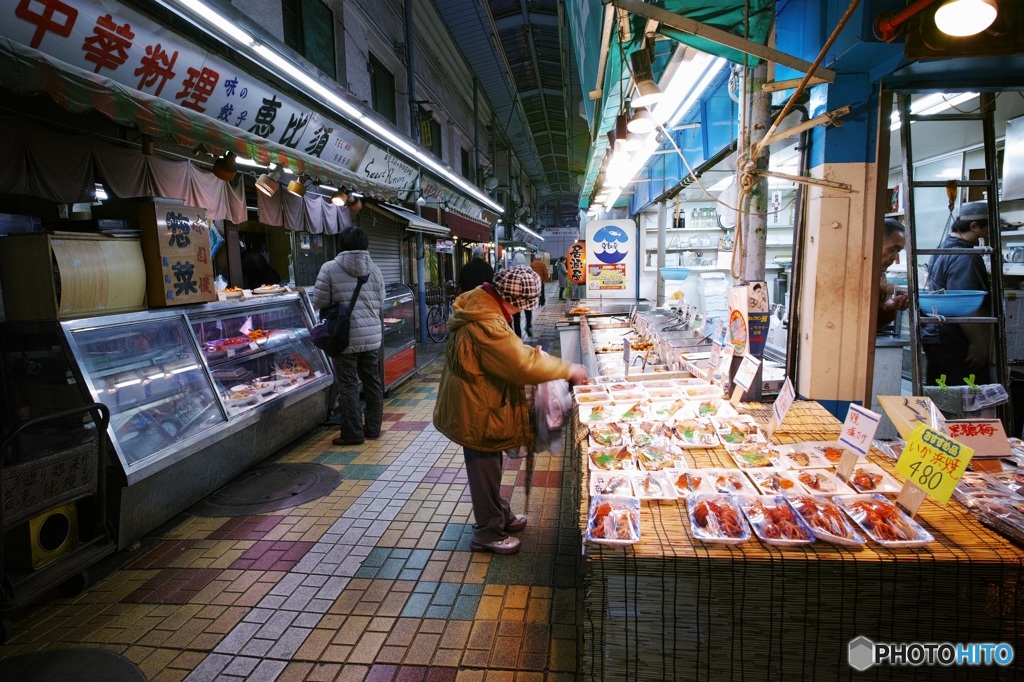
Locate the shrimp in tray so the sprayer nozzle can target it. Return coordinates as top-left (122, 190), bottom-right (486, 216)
top-left (740, 496), bottom-right (814, 545)
top-left (786, 495), bottom-right (865, 547)
top-left (687, 494), bottom-right (750, 544)
top-left (836, 495), bottom-right (934, 547)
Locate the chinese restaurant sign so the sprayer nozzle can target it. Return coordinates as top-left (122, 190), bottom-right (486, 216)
top-left (584, 220), bottom-right (637, 299)
top-left (568, 241), bottom-right (586, 285)
top-left (142, 202), bottom-right (215, 307)
top-left (895, 422), bottom-right (974, 505)
top-left (1, 0), bottom-right (429, 195)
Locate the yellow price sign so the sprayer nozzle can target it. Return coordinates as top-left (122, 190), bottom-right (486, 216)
top-left (895, 422), bottom-right (974, 505)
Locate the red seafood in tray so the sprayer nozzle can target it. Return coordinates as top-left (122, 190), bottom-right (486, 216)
top-left (687, 494), bottom-right (751, 544)
top-left (796, 470), bottom-right (854, 496)
top-left (586, 495), bottom-right (641, 545)
top-left (836, 494), bottom-right (934, 547)
top-left (667, 468), bottom-right (712, 495)
top-left (847, 463), bottom-right (902, 494)
top-left (740, 496), bottom-right (814, 545)
top-left (747, 468), bottom-right (805, 495)
top-left (786, 495), bottom-right (865, 547)
top-left (704, 468), bottom-right (758, 496)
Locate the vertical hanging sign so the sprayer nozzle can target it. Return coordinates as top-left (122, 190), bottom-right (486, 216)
top-left (585, 220), bottom-right (637, 299)
top-left (568, 241), bottom-right (587, 285)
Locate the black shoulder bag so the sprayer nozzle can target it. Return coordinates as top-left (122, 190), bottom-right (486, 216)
top-left (311, 275), bottom-right (369, 355)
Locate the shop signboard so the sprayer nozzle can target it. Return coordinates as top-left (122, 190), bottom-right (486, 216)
top-left (584, 220), bottom-right (636, 299)
top-left (568, 240), bottom-right (586, 285)
top-left (141, 202), bottom-right (215, 307)
top-left (357, 144), bottom-right (419, 195)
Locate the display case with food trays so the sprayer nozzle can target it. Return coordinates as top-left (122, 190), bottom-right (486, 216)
top-left (381, 283), bottom-right (416, 390)
top-left (51, 294), bottom-right (331, 548)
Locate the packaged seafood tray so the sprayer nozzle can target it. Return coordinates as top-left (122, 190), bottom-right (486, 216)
top-left (588, 422), bottom-right (628, 448)
top-left (638, 380), bottom-right (677, 389)
top-left (595, 375), bottom-right (627, 384)
top-left (972, 498), bottom-right (1024, 546)
top-left (617, 400), bottom-right (654, 421)
top-left (630, 470), bottom-right (678, 501)
top-left (746, 468), bottom-right (806, 495)
top-left (680, 385), bottom-right (724, 400)
top-left (785, 494), bottom-right (866, 547)
top-left (648, 399), bottom-right (688, 420)
top-left (603, 381), bottom-right (641, 392)
top-left (576, 392), bottom-right (612, 405)
top-left (608, 391), bottom-right (646, 403)
top-left (666, 467), bottom-right (714, 496)
top-left (726, 442), bottom-right (786, 469)
top-left (588, 445), bottom-right (636, 471)
top-left (836, 494), bottom-right (935, 548)
top-left (740, 495), bottom-right (815, 546)
top-left (573, 384), bottom-right (609, 396)
top-left (952, 472), bottom-right (1016, 505)
top-left (671, 418), bottom-right (720, 448)
top-left (686, 493), bottom-right (751, 544)
top-left (628, 421), bottom-right (674, 447)
top-left (986, 470), bottom-right (1024, 496)
top-left (775, 444), bottom-right (835, 470)
top-left (674, 378), bottom-right (712, 388)
top-left (589, 471), bottom-right (633, 497)
top-left (704, 468), bottom-right (759, 496)
top-left (712, 415), bottom-right (767, 446)
top-left (846, 462), bottom-right (903, 494)
top-left (794, 469), bottom-right (855, 496)
top-left (580, 403), bottom-right (620, 424)
top-left (585, 495), bottom-right (642, 546)
top-left (646, 387), bottom-right (683, 400)
top-left (634, 442), bottom-right (685, 471)
top-left (684, 399), bottom-right (738, 419)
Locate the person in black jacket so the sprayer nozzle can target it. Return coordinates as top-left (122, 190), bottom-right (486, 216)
top-left (458, 245), bottom-right (494, 293)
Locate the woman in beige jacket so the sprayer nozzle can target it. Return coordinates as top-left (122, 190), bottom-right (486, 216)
top-left (434, 266), bottom-right (586, 554)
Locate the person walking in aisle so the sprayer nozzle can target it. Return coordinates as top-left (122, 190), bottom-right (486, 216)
top-left (529, 254), bottom-right (549, 307)
top-left (555, 256), bottom-right (568, 300)
top-left (311, 227), bottom-right (385, 445)
top-left (458, 244), bottom-right (494, 293)
top-left (433, 265), bottom-right (587, 554)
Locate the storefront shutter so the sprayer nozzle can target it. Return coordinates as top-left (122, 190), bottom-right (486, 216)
top-left (358, 211), bottom-right (403, 284)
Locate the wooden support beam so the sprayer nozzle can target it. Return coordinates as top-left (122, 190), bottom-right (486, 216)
top-left (760, 105), bottom-right (851, 147)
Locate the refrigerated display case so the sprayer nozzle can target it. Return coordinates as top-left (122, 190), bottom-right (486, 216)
top-left (382, 283), bottom-right (416, 389)
top-left (1, 294), bottom-right (332, 548)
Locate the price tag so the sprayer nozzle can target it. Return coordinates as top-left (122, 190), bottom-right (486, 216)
top-left (623, 339), bottom-right (631, 378)
top-left (766, 378), bottom-right (795, 439)
top-left (838, 404), bottom-right (882, 456)
top-left (835, 449), bottom-right (860, 483)
top-left (716, 345), bottom-right (734, 389)
top-left (249, 342), bottom-right (259, 351)
top-left (729, 355), bottom-right (761, 406)
top-left (895, 481), bottom-right (928, 517)
top-left (708, 342), bottom-right (723, 369)
top-left (895, 422), bottom-right (974, 505)
top-left (941, 419), bottom-right (1011, 459)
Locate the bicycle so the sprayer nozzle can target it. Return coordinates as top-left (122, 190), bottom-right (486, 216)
top-left (425, 282), bottom-right (457, 342)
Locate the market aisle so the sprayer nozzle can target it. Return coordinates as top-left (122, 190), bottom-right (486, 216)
top-left (0, 284), bottom-right (580, 682)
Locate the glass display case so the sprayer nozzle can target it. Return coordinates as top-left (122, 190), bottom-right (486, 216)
top-left (382, 283), bottom-right (416, 389)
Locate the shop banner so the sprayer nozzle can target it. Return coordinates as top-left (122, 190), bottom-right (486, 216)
top-left (584, 220), bottom-right (637, 299)
top-left (728, 282), bottom-right (769, 356)
top-left (0, 0), bottom-right (443, 201)
top-left (143, 202), bottom-right (215, 307)
top-left (544, 227), bottom-right (579, 238)
top-left (568, 240), bottom-right (586, 285)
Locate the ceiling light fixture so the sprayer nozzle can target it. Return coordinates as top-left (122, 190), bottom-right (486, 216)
top-left (934, 0), bottom-right (997, 37)
top-left (630, 49), bottom-right (663, 108)
top-left (516, 222), bottom-right (544, 241)
top-left (330, 186), bottom-right (350, 206)
top-left (890, 92), bottom-right (978, 130)
top-left (211, 151), bottom-right (238, 181)
top-left (286, 174), bottom-right (309, 197)
top-left (255, 168), bottom-right (283, 196)
top-left (627, 107), bottom-right (657, 135)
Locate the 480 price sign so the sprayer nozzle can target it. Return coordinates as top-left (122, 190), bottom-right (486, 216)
top-left (895, 423), bottom-right (974, 505)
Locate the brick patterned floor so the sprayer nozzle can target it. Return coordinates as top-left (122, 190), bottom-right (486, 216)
top-left (0, 289), bottom-right (581, 681)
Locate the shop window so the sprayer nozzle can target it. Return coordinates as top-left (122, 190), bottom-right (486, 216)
top-left (461, 148), bottom-right (474, 181)
top-left (369, 54), bottom-right (397, 125)
top-left (281, 0), bottom-right (337, 80)
top-left (418, 106), bottom-right (442, 157)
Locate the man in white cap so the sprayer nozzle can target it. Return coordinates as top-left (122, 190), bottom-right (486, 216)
top-left (433, 265), bottom-right (587, 555)
top-left (921, 200), bottom-right (1003, 385)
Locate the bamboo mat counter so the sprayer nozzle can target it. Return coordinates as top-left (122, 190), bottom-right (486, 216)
top-left (572, 400), bottom-right (1024, 681)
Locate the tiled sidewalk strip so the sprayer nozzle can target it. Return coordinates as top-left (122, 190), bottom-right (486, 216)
top-left (185, 425), bottom-right (449, 680)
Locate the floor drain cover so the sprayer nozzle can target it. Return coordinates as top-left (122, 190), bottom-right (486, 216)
top-left (191, 463), bottom-right (341, 516)
top-left (4, 648), bottom-right (146, 681)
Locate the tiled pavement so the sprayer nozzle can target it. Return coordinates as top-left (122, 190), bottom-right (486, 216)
top-left (0, 285), bottom-right (582, 682)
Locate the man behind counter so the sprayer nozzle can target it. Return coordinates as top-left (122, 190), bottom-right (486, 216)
top-left (921, 200), bottom-right (1001, 385)
top-left (877, 218), bottom-right (910, 330)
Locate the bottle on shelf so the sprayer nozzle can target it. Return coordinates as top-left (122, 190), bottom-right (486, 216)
top-left (691, 208), bottom-right (698, 228)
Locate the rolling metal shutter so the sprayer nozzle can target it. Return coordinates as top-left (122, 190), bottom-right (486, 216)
top-left (358, 210), bottom-right (403, 284)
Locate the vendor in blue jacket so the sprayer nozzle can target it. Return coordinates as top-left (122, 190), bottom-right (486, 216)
top-left (434, 266), bottom-right (587, 555)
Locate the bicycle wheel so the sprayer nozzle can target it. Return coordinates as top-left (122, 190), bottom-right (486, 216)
top-left (426, 305), bottom-right (448, 342)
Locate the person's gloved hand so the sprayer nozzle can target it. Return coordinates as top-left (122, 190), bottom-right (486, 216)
top-left (567, 363), bottom-right (588, 386)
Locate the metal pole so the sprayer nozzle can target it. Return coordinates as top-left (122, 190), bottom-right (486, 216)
top-left (656, 200), bottom-right (667, 306)
top-left (473, 77), bottom-right (480, 187)
top-left (405, 0), bottom-right (419, 143)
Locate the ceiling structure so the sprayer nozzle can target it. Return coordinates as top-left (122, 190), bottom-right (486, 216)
top-left (434, 0), bottom-right (589, 229)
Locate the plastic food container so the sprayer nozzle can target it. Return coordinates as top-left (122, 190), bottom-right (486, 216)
top-left (580, 403), bottom-right (618, 424)
top-left (617, 400), bottom-right (652, 421)
top-left (740, 495), bottom-right (815, 546)
top-left (646, 387), bottom-right (682, 400)
top-left (727, 442), bottom-right (785, 469)
top-left (222, 390), bottom-right (256, 407)
top-left (746, 468), bottom-right (806, 495)
top-left (648, 399), bottom-right (687, 420)
top-left (795, 470), bottom-right (855, 496)
top-left (689, 399), bottom-right (737, 419)
top-left (776, 444), bottom-right (835, 470)
top-left (588, 446), bottom-right (636, 471)
top-left (672, 418), bottom-right (719, 448)
top-left (628, 422), bottom-right (674, 447)
top-left (666, 467), bottom-right (713, 496)
top-left (589, 471), bottom-right (633, 497)
top-left (634, 443), bottom-right (682, 471)
top-left (704, 468), bottom-right (759, 496)
top-left (674, 378), bottom-right (712, 387)
top-left (712, 416), bottom-right (766, 446)
top-left (639, 380), bottom-right (676, 389)
top-left (585, 495), bottom-right (641, 545)
top-left (630, 470), bottom-right (677, 501)
top-left (681, 385), bottom-right (724, 400)
top-left (790, 441), bottom-right (856, 466)
top-left (595, 375), bottom-right (627, 384)
top-left (847, 462), bottom-right (902, 494)
top-left (576, 393), bottom-right (612, 404)
top-left (588, 422), bottom-right (627, 448)
top-left (574, 384), bottom-right (608, 395)
top-left (837, 494), bottom-right (934, 548)
top-left (686, 493), bottom-right (751, 544)
top-left (609, 391), bottom-right (646, 403)
top-left (785, 494), bottom-right (866, 547)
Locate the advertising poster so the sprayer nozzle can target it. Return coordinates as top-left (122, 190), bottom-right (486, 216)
top-left (568, 241), bottom-right (586, 285)
top-left (584, 219), bottom-right (637, 299)
top-left (747, 281), bottom-right (770, 356)
top-left (728, 286), bottom-right (748, 354)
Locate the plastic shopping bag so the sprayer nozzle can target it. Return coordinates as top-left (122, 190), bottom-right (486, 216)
top-left (533, 381), bottom-right (553, 454)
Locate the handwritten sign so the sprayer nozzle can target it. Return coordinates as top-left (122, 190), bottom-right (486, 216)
top-left (835, 449), bottom-right (860, 483)
top-left (895, 422), bottom-right (974, 505)
top-left (708, 341), bottom-right (724, 369)
top-left (568, 241), bottom-right (586, 285)
top-left (895, 482), bottom-right (928, 517)
top-left (877, 396), bottom-right (945, 440)
top-left (766, 378), bottom-right (795, 438)
top-left (838, 404), bottom-right (882, 456)
top-left (941, 419), bottom-right (1011, 459)
top-left (730, 355), bottom-right (761, 405)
